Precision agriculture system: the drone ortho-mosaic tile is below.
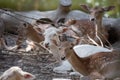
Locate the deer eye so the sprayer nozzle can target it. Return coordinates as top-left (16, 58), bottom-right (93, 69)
top-left (69, 47), bottom-right (72, 49)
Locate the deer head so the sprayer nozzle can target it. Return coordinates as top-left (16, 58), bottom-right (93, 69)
top-left (80, 4), bottom-right (115, 22)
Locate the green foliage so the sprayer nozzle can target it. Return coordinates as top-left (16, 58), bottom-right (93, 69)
top-left (0, 0), bottom-right (119, 17)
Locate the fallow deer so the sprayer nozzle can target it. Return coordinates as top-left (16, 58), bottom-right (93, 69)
top-left (64, 5), bottom-right (114, 47)
top-left (16, 23), bottom-right (44, 52)
top-left (0, 66), bottom-right (35, 80)
top-left (59, 41), bottom-right (120, 80)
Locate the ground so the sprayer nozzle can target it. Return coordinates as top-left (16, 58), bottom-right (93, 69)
top-left (0, 35), bottom-right (80, 80)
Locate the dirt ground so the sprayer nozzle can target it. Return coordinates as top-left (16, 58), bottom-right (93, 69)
top-left (0, 35), bottom-right (80, 80)
top-left (1, 35), bottom-right (120, 80)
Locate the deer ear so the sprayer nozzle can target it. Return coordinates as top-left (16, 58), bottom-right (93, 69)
top-left (80, 4), bottom-right (91, 13)
top-left (103, 6), bottom-right (115, 11)
top-left (23, 73), bottom-right (35, 79)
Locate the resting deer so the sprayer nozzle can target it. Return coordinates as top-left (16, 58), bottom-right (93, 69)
top-left (0, 66), bottom-right (35, 80)
top-left (64, 5), bottom-right (114, 47)
top-left (59, 40), bottom-right (120, 80)
top-left (16, 23), bottom-right (44, 52)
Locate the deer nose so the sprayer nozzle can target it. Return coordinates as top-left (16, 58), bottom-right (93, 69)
top-left (61, 57), bottom-right (66, 60)
top-left (90, 18), bottom-right (95, 21)
top-left (44, 43), bottom-right (49, 48)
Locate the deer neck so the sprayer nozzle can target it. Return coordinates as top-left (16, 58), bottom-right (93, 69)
top-left (95, 17), bottom-right (103, 32)
top-left (66, 49), bottom-right (89, 75)
top-left (94, 18), bottom-right (105, 46)
top-left (49, 44), bottom-right (62, 62)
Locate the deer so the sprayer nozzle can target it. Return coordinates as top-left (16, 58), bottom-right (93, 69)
top-left (0, 66), bottom-right (35, 80)
top-left (64, 5), bottom-right (115, 47)
top-left (15, 22), bottom-right (45, 52)
top-left (4, 21), bottom-right (45, 52)
top-left (58, 39), bottom-right (120, 80)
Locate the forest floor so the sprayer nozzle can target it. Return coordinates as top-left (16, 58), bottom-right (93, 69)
top-left (0, 34), bottom-right (80, 80)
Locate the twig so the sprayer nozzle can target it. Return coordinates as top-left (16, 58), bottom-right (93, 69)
top-left (87, 34), bottom-right (99, 46)
top-left (3, 49), bottom-right (30, 54)
top-left (98, 31), bottom-right (113, 50)
top-left (95, 23), bottom-right (104, 47)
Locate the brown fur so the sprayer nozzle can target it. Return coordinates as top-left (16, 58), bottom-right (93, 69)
top-left (65, 19), bottom-right (108, 46)
top-left (25, 24), bottom-right (44, 43)
top-left (64, 44), bottom-right (120, 79)
top-left (16, 23), bottom-right (44, 46)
